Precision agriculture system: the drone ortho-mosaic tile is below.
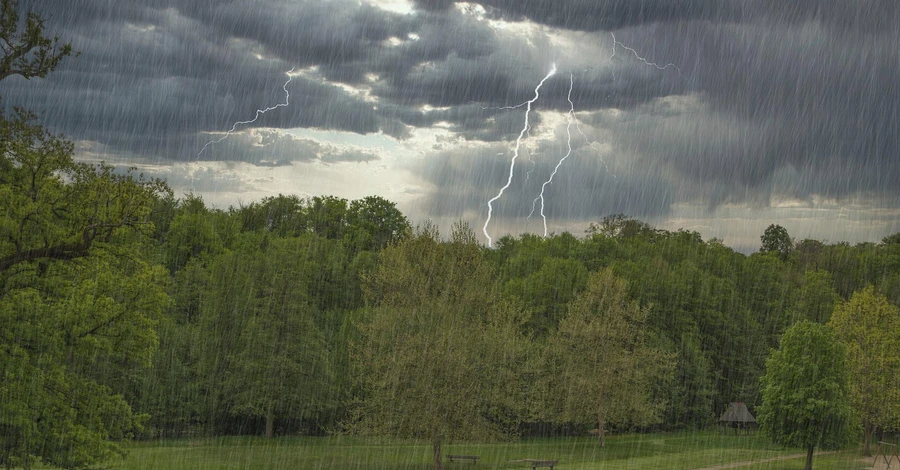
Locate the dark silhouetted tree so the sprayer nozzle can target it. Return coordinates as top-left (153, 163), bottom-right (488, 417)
top-left (0, 0), bottom-right (73, 82)
top-left (760, 224), bottom-right (793, 259)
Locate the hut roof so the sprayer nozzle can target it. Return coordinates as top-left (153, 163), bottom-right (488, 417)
top-left (719, 402), bottom-right (756, 423)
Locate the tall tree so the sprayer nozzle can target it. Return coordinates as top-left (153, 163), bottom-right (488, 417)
top-left (195, 238), bottom-right (335, 437)
top-left (351, 223), bottom-right (526, 470)
top-left (225, 239), bottom-right (334, 438)
top-left (163, 195), bottom-right (224, 272)
top-left (586, 213), bottom-right (658, 240)
top-left (539, 268), bottom-right (674, 445)
top-left (1, 11), bottom-right (170, 466)
top-left (0, 239), bottom-right (169, 469)
top-left (307, 195), bottom-right (348, 240)
top-left (503, 256), bottom-right (588, 337)
top-left (236, 194), bottom-right (306, 236)
top-left (758, 321), bottom-right (856, 470)
top-left (344, 196), bottom-right (410, 252)
top-left (828, 287), bottom-right (900, 456)
top-left (760, 224), bottom-right (793, 259)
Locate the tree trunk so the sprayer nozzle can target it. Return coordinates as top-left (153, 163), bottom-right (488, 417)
top-left (265, 404), bottom-right (274, 439)
top-left (432, 435), bottom-right (443, 470)
top-left (805, 444), bottom-right (814, 470)
top-left (597, 420), bottom-right (606, 447)
top-left (863, 420), bottom-right (872, 457)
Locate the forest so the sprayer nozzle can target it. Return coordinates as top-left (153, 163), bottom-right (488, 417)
top-left (4, 146), bottom-right (900, 467)
top-left (2, 3), bottom-right (900, 469)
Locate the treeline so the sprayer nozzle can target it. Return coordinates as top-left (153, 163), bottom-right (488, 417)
top-left (138, 193), bottom-right (409, 437)
top-left (132, 189), bottom-right (900, 435)
top-left (5, 132), bottom-right (900, 469)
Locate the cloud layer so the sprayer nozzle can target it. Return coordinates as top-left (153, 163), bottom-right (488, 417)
top-left (3, 0), bottom-right (899, 246)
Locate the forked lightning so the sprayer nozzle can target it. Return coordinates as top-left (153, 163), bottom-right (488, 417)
top-left (197, 67), bottom-right (295, 158)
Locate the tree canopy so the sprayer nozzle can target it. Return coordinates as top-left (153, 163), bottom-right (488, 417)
top-left (760, 224), bottom-right (793, 259)
top-left (539, 269), bottom-right (674, 445)
top-left (828, 286), bottom-right (900, 455)
top-left (350, 224), bottom-right (526, 470)
top-left (758, 321), bottom-right (856, 470)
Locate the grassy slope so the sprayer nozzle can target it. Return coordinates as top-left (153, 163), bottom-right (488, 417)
top-left (105, 432), bottom-right (867, 470)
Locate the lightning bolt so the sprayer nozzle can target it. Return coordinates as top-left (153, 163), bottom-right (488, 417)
top-left (524, 151), bottom-right (536, 186)
top-left (573, 116), bottom-right (615, 177)
top-left (610, 33), bottom-right (688, 81)
top-left (528, 73), bottom-right (575, 237)
top-left (479, 32), bottom-right (685, 245)
top-left (197, 67), bottom-right (295, 158)
top-left (482, 64), bottom-right (557, 247)
top-left (519, 32), bottom-right (682, 237)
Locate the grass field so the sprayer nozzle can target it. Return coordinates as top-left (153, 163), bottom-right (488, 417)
top-left (104, 432), bottom-right (870, 470)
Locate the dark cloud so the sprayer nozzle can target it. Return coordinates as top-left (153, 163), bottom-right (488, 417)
top-left (3, 0), bottom-right (898, 237)
top-left (184, 1), bottom-right (417, 72)
top-left (417, 0), bottom-right (899, 33)
top-left (471, 0), bottom-right (739, 32)
top-left (579, 18), bottom-right (900, 206)
top-left (7, 0), bottom-right (508, 159)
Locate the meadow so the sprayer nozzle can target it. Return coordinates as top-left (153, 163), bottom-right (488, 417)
top-left (108, 432), bottom-right (869, 470)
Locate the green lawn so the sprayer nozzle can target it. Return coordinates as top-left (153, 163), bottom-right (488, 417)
top-left (98, 432), bottom-right (868, 470)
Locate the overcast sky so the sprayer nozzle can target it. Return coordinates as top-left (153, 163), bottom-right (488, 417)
top-left (5, 0), bottom-right (899, 251)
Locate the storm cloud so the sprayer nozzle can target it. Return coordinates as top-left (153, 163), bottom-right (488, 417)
top-left (3, 0), bottom-right (899, 246)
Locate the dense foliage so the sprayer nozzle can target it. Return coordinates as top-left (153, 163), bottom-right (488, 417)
top-left (5, 136), bottom-right (900, 467)
top-left (9, 170), bottom-right (900, 468)
top-left (828, 287), bottom-right (900, 456)
top-left (758, 321), bottom-right (855, 470)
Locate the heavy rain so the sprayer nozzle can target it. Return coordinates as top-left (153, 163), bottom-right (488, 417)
top-left (1, 0), bottom-right (899, 469)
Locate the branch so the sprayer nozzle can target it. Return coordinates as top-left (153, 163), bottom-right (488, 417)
top-left (0, 241), bottom-right (89, 272)
top-left (0, 219), bottom-right (150, 272)
top-left (0, 0), bottom-right (74, 82)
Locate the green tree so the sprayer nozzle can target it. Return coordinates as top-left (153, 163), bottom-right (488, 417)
top-left (791, 270), bottom-right (839, 324)
top-left (193, 247), bottom-right (258, 433)
top-left (793, 239), bottom-right (826, 271)
top-left (351, 223), bottom-right (525, 470)
top-left (828, 287), bottom-right (900, 456)
top-left (0, 110), bottom-right (168, 272)
top-left (1, 16), bottom-right (169, 463)
top-left (236, 194), bottom-right (306, 236)
top-left (133, 315), bottom-right (203, 438)
top-left (307, 195), bottom-right (348, 239)
top-left (225, 240), bottom-right (334, 438)
top-left (539, 268), bottom-right (674, 445)
top-left (344, 195), bottom-right (410, 252)
top-left (758, 321), bottom-right (856, 470)
top-left (0, 244), bottom-right (169, 468)
top-left (760, 224), bottom-right (793, 259)
top-left (586, 213), bottom-right (658, 240)
top-left (163, 195), bottom-right (224, 272)
top-left (195, 238), bottom-right (335, 437)
top-left (504, 256), bottom-right (587, 337)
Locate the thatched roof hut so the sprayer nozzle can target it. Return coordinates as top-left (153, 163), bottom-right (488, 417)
top-left (719, 402), bottom-right (756, 424)
top-left (719, 402), bottom-right (756, 434)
